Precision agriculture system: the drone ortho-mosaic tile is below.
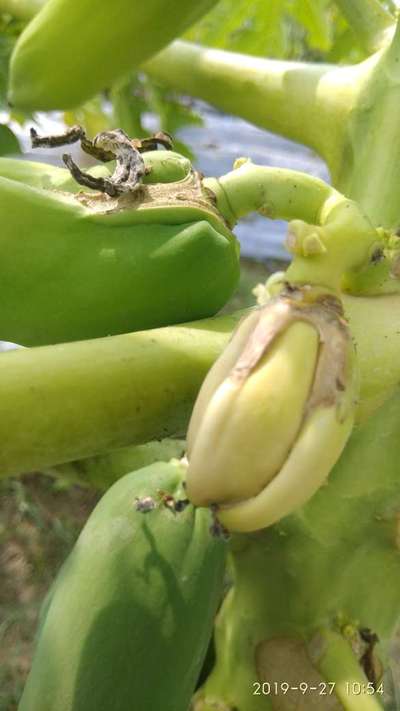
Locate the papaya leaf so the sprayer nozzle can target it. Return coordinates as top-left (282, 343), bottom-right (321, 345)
top-left (64, 97), bottom-right (112, 137)
top-left (0, 122), bottom-right (20, 153)
top-left (185, 0), bottom-right (366, 62)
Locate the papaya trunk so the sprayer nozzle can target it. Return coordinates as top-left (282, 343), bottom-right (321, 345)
top-left (194, 389), bottom-right (400, 710)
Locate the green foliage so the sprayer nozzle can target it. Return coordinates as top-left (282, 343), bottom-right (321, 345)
top-left (63, 97), bottom-right (111, 138)
top-left (141, 76), bottom-right (203, 160)
top-left (0, 122), bottom-right (19, 153)
top-left (62, 74), bottom-right (203, 160)
top-left (0, 15), bottom-right (24, 154)
top-left (186, 0), bottom-right (365, 63)
top-left (0, 14), bottom-right (19, 109)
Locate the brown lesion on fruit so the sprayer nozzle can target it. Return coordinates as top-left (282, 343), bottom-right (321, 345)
top-left (229, 285), bottom-right (353, 420)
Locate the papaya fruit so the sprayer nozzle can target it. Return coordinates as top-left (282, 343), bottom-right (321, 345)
top-left (9, 0), bottom-right (220, 110)
top-left (0, 148), bottom-right (239, 345)
top-left (18, 459), bottom-right (227, 711)
top-left (0, 149), bottom-right (191, 192)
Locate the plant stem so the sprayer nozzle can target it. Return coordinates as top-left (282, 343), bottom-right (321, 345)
top-left (144, 40), bottom-right (348, 171)
top-left (143, 32), bottom-right (400, 226)
top-left (336, 19), bottom-right (400, 230)
top-left (0, 312), bottom-right (239, 477)
top-left (205, 164), bottom-right (332, 226)
top-left (206, 162), bottom-right (382, 293)
top-left (196, 390), bottom-right (400, 710)
top-left (0, 0), bottom-right (45, 20)
top-left (334, 0), bottom-right (394, 54)
top-left (344, 293), bottom-right (400, 421)
top-left (311, 630), bottom-right (383, 710)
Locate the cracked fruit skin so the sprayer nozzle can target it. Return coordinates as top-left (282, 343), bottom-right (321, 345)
top-left (0, 157), bottom-right (239, 346)
top-left (8, 0), bottom-right (220, 110)
top-left (18, 460), bottom-right (227, 711)
top-left (186, 290), bottom-right (357, 532)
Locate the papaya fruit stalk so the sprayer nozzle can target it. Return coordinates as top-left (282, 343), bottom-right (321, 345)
top-left (8, 0), bottom-right (221, 110)
top-left (204, 158), bottom-right (398, 297)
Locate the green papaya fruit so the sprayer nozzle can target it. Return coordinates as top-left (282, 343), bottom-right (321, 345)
top-left (8, 0), bottom-right (220, 110)
top-left (0, 150), bottom-right (239, 346)
top-left (0, 150), bottom-right (191, 191)
top-left (19, 459), bottom-right (227, 711)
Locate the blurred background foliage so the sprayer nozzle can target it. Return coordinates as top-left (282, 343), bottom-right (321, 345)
top-left (186, 0), bottom-right (362, 61)
top-left (1, 0), bottom-right (397, 156)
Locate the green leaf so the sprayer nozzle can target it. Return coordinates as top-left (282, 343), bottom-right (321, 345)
top-left (110, 75), bottom-right (147, 138)
top-left (0, 15), bottom-right (26, 109)
top-left (291, 0), bottom-right (332, 52)
top-left (0, 122), bottom-right (20, 154)
top-left (186, 0), bottom-right (286, 57)
top-left (185, 0), bottom-right (366, 63)
top-left (64, 96), bottom-right (111, 136)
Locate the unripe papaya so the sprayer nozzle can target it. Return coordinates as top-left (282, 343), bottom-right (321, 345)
top-left (19, 459), bottom-right (227, 711)
top-left (0, 151), bottom-right (239, 346)
top-left (9, 0), bottom-right (220, 110)
top-left (0, 150), bottom-right (192, 191)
